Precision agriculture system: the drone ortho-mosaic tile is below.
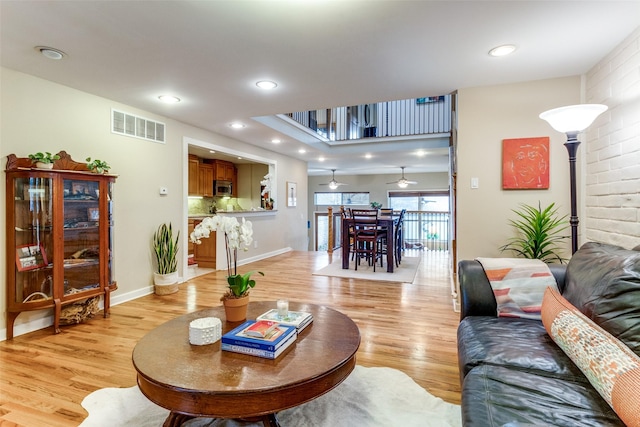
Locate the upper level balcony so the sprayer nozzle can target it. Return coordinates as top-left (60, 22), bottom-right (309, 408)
top-left (285, 95), bottom-right (452, 144)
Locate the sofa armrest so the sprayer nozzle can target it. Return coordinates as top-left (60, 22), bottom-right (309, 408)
top-left (458, 260), bottom-right (566, 321)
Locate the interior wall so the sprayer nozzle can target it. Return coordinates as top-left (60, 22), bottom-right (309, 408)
top-left (456, 76), bottom-right (582, 262)
top-left (0, 68), bottom-right (308, 338)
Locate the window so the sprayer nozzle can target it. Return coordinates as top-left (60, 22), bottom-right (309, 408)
top-left (314, 192), bottom-right (370, 206)
top-left (389, 191), bottom-right (449, 212)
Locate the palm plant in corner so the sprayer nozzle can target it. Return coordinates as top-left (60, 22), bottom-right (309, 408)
top-left (500, 202), bottom-right (569, 264)
top-left (190, 215), bottom-right (263, 321)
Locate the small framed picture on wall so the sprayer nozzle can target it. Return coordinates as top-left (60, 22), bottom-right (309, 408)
top-left (287, 181), bottom-right (297, 207)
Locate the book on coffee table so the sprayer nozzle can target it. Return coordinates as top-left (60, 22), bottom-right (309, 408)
top-left (222, 320), bottom-right (296, 352)
top-left (256, 309), bottom-right (314, 332)
top-left (243, 320), bottom-right (278, 338)
top-left (222, 329), bottom-right (297, 359)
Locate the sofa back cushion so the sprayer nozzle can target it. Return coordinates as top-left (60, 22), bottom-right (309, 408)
top-left (563, 242), bottom-right (640, 355)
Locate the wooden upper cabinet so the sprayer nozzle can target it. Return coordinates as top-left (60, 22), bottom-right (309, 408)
top-left (198, 163), bottom-right (213, 197)
top-left (188, 156), bottom-right (236, 197)
top-left (188, 155), bottom-right (199, 196)
top-left (213, 160), bottom-right (235, 181)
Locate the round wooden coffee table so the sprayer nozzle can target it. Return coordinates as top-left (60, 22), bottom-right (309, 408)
top-left (132, 301), bottom-right (360, 427)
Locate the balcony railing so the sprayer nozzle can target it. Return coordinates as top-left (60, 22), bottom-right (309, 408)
top-left (314, 209), bottom-right (450, 252)
top-left (288, 95), bottom-right (451, 142)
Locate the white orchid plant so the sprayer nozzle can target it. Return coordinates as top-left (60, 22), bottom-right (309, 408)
top-left (260, 173), bottom-right (272, 197)
top-left (190, 215), bottom-right (263, 299)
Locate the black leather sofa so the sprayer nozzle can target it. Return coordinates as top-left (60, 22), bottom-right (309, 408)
top-left (457, 242), bottom-right (640, 427)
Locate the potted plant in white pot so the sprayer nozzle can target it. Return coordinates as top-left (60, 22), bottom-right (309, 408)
top-left (190, 215), bottom-right (263, 321)
top-left (28, 151), bottom-right (60, 169)
top-left (153, 222), bottom-right (180, 295)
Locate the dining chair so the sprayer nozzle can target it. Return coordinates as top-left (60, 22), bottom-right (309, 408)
top-left (351, 209), bottom-right (385, 271)
top-left (380, 208), bottom-right (394, 216)
top-left (340, 206), bottom-right (355, 260)
top-left (394, 209), bottom-right (406, 266)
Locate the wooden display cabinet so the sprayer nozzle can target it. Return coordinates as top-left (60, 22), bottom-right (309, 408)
top-left (5, 151), bottom-right (117, 339)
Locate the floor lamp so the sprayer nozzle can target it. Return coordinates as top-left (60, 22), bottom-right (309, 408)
top-left (539, 104), bottom-right (608, 254)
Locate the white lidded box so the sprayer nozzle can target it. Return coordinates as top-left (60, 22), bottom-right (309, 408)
top-left (189, 317), bottom-right (222, 345)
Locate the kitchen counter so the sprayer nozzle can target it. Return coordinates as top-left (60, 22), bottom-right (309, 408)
top-left (188, 210), bottom-right (276, 218)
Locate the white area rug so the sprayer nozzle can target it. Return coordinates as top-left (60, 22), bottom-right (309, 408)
top-left (80, 365), bottom-right (460, 427)
top-left (313, 257), bottom-right (420, 283)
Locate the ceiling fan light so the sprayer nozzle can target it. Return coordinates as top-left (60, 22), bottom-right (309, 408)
top-left (397, 180), bottom-right (409, 188)
top-left (329, 182), bottom-right (338, 190)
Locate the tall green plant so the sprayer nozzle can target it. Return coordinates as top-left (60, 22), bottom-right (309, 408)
top-left (153, 223), bottom-right (180, 274)
top-left (500, 202), bottom-right (569, 263)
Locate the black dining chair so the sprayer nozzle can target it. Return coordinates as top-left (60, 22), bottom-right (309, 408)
top-left (394, 209), bottom-right (406, 266)
top-left (340, 206), bottom-right (356, 261)
top-left (351, 209), bottom-right (385, 271)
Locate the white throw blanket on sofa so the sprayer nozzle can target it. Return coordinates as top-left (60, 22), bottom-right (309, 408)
top-left (476, 257), bottom-right (559, 320)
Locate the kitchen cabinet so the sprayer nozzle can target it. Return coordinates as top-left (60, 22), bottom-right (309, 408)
top-left (188, 155), bottom-right (199, 196)
top-left (192, 219), bottom-right (216, 268)
top-left (198, 163), bottom-right (213, 197)
top-left (213, 160), bottom-right (235, 181)
top-left (5, 151), bottom-right (117, 339)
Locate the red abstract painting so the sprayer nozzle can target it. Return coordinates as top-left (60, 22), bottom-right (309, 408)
top-left (502, 137), bottom-right (550, 190)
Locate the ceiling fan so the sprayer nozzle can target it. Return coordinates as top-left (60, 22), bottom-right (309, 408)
top-left (319, 169), bottom-right (348, 189)
top-left (387, 167), bottom-right (417, 188)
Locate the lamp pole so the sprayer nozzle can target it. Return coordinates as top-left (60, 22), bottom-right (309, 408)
top-left (539, 103), bottom-right (608, 257)
top-left (564, 132), bottom-right (580, 254)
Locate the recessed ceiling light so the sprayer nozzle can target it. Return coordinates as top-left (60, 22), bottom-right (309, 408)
top-left (209, 150), bottom-right (216, 154)
top-left (489, 44), bottom-right (517, 57)
top-left (364, 153), bottom-right (372, 159)
top-left (158, 95), bottom-right (181, 103)
top-left (416, 150), bottom-right (426, 157)
top-left (271, 139), bottom-right (281, 144)
top-left (256, 80), bottom-right (278, 90)
top-left (230, 122), bottom-right (246, 129)
top-left (298, 149), bottom-right (306, 154)
top-left (36, 46), bottom-right (66, 60)
top-left (318, 156), bottom-right (325, 162)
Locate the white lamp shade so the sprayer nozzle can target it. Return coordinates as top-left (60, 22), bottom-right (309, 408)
top-left (539, 104), bottom-right (608, 134)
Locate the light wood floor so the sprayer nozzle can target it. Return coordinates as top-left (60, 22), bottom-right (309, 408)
top-left (0, 250), bottom-right (461, 427)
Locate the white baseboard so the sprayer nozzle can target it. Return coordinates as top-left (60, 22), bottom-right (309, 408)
top-left (1, 250), bottom-right (291, 341)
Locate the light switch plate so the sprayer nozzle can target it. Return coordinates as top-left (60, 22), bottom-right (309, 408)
top-left (471, 178), bottom-right (479, 189)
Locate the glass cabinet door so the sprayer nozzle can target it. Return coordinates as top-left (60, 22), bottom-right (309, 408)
top-left (63, 177), bottom-right (101, 296)
top-left (13, 176), bottom-right (54, 304)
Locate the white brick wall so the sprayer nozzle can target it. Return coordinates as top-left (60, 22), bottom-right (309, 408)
top-left (585, 26), bottom-right (640, 249)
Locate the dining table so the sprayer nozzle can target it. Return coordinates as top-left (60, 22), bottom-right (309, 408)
top-left (341, 215), bottom-right (398, 273)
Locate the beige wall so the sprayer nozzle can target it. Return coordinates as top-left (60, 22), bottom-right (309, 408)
top-left (456, 77), bottom-right (582, 262)
top-left (0, 68), bottom-right (308, 338)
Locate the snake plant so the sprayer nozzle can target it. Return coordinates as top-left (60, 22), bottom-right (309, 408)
top-left (153, 223), bottom-right (180, 274)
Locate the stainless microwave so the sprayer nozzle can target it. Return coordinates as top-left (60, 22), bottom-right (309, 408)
top-left (214, 180), bottom-right (233, 196)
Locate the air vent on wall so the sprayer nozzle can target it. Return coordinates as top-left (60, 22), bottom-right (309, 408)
top-left (111, 109), bottom-right (166, 143)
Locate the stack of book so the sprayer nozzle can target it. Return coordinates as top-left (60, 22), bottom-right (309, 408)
top-left (257, 309), bottom-right (314, 332)
top-left (221, 320), bottom-right (297, 359)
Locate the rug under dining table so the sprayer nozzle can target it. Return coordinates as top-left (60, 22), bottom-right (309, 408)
top-left (313, 256), bottom-right (420, 283)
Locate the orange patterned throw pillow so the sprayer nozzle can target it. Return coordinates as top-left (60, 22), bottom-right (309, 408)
top-left (541, 287), bottom-right (640, 427)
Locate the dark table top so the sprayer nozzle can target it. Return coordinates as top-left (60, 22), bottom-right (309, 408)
top-left (132, 301), bottom-right (360, 419)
